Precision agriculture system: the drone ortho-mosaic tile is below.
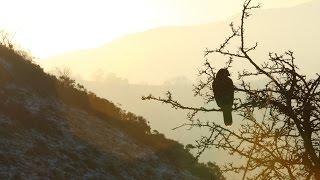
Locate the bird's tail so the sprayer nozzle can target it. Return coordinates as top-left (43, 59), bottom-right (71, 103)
top-left (223, 109), bottom-right (232, 126)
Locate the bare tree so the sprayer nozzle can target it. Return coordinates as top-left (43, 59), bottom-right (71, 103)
top-left (142, 0), bottom-right (320, 179)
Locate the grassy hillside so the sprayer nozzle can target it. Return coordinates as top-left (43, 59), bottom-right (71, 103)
top-left (0, 44), bottom-right (224, 179)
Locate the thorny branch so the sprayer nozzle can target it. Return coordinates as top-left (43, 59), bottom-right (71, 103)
top-left (143, 0), bottom-right (320, 179)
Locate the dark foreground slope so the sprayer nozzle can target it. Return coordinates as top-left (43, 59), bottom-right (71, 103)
top-left (0, 45), bottom-right (223, 179)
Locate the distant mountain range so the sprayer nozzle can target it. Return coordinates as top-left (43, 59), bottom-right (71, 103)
top-left (40, 0), bottom-right (320, 84)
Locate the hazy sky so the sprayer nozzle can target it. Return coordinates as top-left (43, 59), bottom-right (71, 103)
top-left (0, 0), bottom-right (312, 58)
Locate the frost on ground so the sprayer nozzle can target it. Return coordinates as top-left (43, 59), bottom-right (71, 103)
top-left (0, 79), bottom-right (197, 179)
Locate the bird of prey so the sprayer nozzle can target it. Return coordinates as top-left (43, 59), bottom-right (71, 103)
top-left (212, 69), bottom-right (234, 126)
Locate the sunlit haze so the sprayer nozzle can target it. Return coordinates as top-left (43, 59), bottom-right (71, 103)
top-left (0, 0), bottom-right (319, 179)
top-left (0, 0), bottom-right (312, 58)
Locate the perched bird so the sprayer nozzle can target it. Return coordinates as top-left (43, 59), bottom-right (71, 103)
top-left (212, 69), bottom-right (234, 126)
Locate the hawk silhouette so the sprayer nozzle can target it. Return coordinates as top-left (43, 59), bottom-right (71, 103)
top-left (212, 69), bottom-right (234, 126)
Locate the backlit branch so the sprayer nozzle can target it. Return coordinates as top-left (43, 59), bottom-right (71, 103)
top-left (143, 0), bottom-right (320, 179)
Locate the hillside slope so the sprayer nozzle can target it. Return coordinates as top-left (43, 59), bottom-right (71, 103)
top-left (0, 45), bottom-right (223, 179)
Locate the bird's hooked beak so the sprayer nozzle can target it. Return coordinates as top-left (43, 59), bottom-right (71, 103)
top-left (225, 69), bottom-right (230, 76)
